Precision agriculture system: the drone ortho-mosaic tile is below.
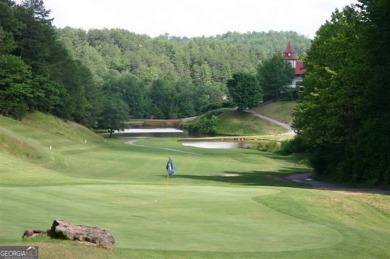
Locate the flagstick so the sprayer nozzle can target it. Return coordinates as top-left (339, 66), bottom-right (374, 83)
top-left (165, 172), bottom-right (169, 222)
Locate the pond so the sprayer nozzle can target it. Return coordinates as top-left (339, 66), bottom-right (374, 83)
top-left (114, 128), bottom-right (254, 149)
top-left (114, 128), bottom-right (184, 134)
top-left (112, 128), bottom-right (188, 137)
top-left (181, 141), bottom-right (253, 149)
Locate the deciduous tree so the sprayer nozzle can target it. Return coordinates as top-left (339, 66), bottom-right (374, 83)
top-left (257, 54), bottom-right (295, 100)
top-left (227, 72), bottom-right (262, 111)
top-left (0, 54), bottom-right (32, 119)
top-left (292, 1), bottom-right (389, 186)
top-left (98, 82), bottom-right (129, 137)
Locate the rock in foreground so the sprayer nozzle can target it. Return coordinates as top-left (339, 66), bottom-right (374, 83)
top-left (23, 219), bottom-right (115, 249)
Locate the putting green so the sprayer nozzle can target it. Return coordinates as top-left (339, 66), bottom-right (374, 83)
top-left (0, 184), bottom-right (343, 252)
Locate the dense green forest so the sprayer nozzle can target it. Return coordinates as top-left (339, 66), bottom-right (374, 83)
top-left (291, 0), bottom-right (390, 186)
top-left (0, 0), bottom-right (310, 127)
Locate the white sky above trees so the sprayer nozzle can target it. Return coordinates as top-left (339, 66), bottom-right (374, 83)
top-left (17, 0), bottom-right (358, 39)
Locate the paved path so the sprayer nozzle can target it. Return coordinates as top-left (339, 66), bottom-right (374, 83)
top-left (286, 173), bottom-right (390, 194)
top-left (245, 110), bottom-right (295, 134)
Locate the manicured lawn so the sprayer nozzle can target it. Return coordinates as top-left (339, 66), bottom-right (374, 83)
top-left (1, 185), bottom-right (341, 251)
top-left (1, 114), bottom-right (389, 258)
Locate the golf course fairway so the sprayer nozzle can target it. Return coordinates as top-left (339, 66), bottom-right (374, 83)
top-left (0, 113), bottom-right (389, 258)
top-left (1, 184), bottom-right (342, 252)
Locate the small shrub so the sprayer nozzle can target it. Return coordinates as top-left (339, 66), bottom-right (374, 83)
top-left (256, 140), bottom-right (281, 152)
top-left (201, 102), bottom-right (235, 113)
top-left (280, 135), bottom-right (309, 155)
top-left (184, 114), bottom-right (220, 136)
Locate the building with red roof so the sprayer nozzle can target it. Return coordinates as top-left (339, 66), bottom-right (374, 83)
top-left (284, 42), bottom-right (306, 87)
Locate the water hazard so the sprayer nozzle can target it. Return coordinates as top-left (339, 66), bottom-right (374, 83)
top-left (115, 128), bottom-right (252, 149)
top-left (181, 141), bottom-right (252, 149)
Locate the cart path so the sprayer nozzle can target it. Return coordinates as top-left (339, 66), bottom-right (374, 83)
top-left (286, 173), bottom-right (390, 194)
top-left (125, 139), bottom-right (200, 155)
top-left (246, 110), bottom-right (294, 134)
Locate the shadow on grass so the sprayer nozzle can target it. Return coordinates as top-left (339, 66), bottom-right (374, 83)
top-left (170, 169), bottom-right (310, 188)
top-left (169, 172), bottom-right (390, 194)
top-left (261, 152), bottom-right (310, 164)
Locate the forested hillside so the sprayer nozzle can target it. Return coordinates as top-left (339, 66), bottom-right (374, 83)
top-left (0, 0), bottom-right (310, 128)
top-left (57, 28), bottom-right (309, 86)
top-left (0, 0), bottom-right (99, 126)
top-left (56, 29), bottom-right (309, 122)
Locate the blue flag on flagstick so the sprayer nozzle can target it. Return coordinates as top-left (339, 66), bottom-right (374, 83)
top-left (166, 157), bottom-right (175, 176)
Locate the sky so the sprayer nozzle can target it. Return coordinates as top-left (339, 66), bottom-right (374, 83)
top-left (17, 0), bottom-right (358, 39)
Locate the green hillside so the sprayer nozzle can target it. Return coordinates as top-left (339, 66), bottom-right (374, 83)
top-left (251, 101), bottom-right (297, 125)
top-left (214, 110), bottom-right (287, 135)
top-left (0, 112), bottom-right (102, 158)
top-left (184, 101), bottom-right (296, 136)
top-left (0, 112), bottom-right (105, 186)
top-left (1, 0), bottom-right (311, 125)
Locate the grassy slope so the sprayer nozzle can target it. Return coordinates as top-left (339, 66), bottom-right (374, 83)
top-left (185, 107), bottom-right (288, 136)
top-left (251, 101), bottom-right (298, 125)
top-left (0, 113), bottom-right (389, 258)
top-left (214, 110), bottom-right (287, 135)
top-left (0, 113), bottom-right (106, 186)
top-left (194, 101), bottom-right (297, 136)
